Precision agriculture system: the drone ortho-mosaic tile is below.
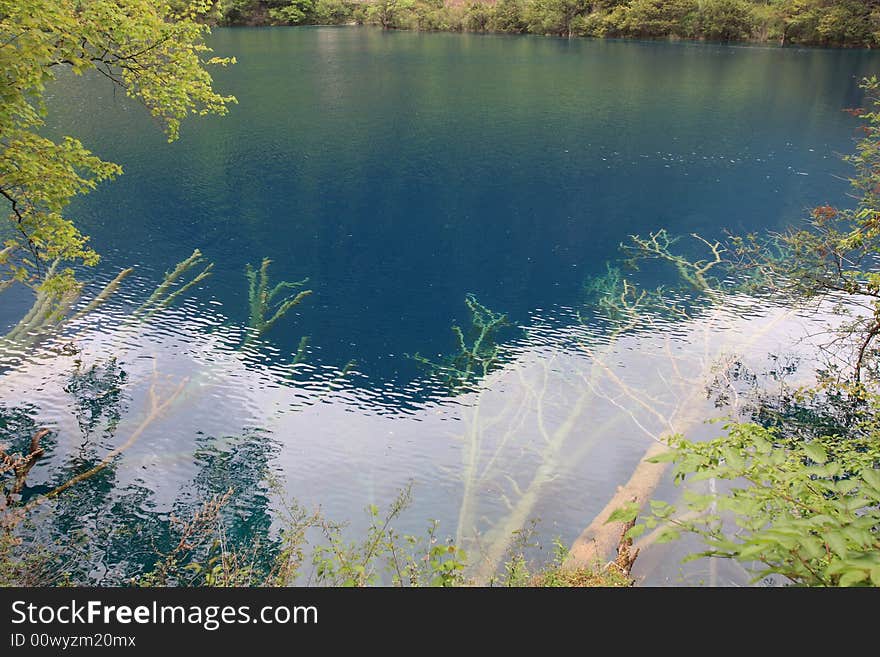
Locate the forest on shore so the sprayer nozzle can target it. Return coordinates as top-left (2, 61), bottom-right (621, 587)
top-left (212, 0), bottom-right (880, 48)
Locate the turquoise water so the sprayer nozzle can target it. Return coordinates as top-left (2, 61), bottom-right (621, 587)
top-left (29, 27), bottom-right (878, 377)
top-left (2, 28), bottom-right (879, 585)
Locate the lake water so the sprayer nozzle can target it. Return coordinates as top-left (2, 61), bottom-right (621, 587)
top-left (2, 27), bottom-right (879, 585)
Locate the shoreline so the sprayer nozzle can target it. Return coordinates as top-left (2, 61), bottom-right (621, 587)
top-left (212, 22), bottom-right (876, 51)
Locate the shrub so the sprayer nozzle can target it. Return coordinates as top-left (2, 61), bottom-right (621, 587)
top-left (623, 421), bottom-right (880, 586)
top-left (697, 0), bottom-right (755, 41)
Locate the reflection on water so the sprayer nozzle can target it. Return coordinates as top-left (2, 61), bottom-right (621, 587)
top-left (0, 265), bottom-right (830, 584)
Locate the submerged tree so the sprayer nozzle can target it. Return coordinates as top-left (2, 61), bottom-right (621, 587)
top-left (411, 294), bottom-right (513, 392)
top-left (133, 250), bottom-right (214, 322)
top-left (0, 249), bottom-right (214, 356)
top-left (243, 258), bottom-right (312, 348)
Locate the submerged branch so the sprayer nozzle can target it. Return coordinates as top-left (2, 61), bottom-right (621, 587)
top-left (23, 370), bottom-right (186, 512)
top-left (133, 249), bottom-right (213, 320)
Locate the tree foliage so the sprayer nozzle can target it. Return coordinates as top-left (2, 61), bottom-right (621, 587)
top-left (217, 0), bottom-right (880, 46)
top-left (411, 294), bottom-right (513, 391)
top-left (0, 0), bottom-right (236, 292)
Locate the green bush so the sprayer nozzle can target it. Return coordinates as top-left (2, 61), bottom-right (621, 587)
top-left (623, 421), bottom-right (880, 586)
top-left (490, 0), bottom-right (529, 33)
top-left (571, 10), bottom-right (611, 37)
top-left (815, 0), bottom-right (878, 47)
top-left (410, 0), bottom-right (465, 31)
top-left (464, 1), bottom-right (494, 32)
top-left (314, 0), bottom-right (356, 24)
top-left (524, 0), bottom-right (588, 36)
top-left (365, 0), bottom-right (416, 28)
top-left (268, 0), bottom-right (315, 24)
top-left (605, 0), bottom-right (698, 38)
top-left (697, 0), bottom-right (755, 41)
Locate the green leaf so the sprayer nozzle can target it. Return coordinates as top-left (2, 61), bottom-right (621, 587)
top-left (803, 443), bottom-right (828, 464)
top-left (800, 536), bottom-right (825, 561)
top-left (737, 543), bottom-right (767, 560)
top-left (861, 468), bottom-right (880, 493)
top-left (844, 497), bottom-right (871, 512)
top-left (606, 502), bottom-right (640, 524)
top-left (841, 527), bottom-right (873, 547)
top-left (838, 569), bottom-right (868, 587)
top-left (646, 451), bottom-right (678, 464)
top-left (751, 435), bottom-right (772, 454)
top-left (835, 479), bottom-right (859, 495)
top-left (655, 528), bottom-right (681, 544)
top-left (824, 532), bottom-right (848, 558)
top-left (649, 500), bottom-right (674, 519)
top-left (681, 491), bottom-right (713, 510)
top-left (624, 524), bottom-right (646, 540)
top-left (724, 451), bottom-right (746, 470)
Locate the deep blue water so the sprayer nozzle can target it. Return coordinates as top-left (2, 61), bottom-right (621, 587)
top-left (3, 28), bottom-right (880, 585)
top-left (31, 27), bottom-right (878, 380)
